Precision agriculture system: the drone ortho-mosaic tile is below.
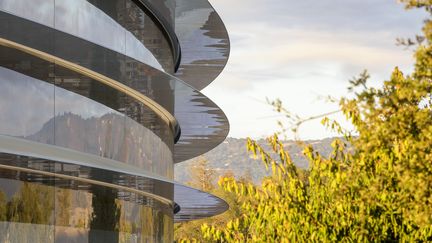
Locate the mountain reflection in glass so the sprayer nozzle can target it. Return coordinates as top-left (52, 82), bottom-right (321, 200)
top-left (0, 46), bottom-right (174, 178)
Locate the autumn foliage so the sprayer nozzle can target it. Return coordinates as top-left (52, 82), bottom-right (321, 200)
top-left (179, 1), bottom-right (432, 242)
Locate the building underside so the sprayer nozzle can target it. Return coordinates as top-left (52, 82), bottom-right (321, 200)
top-left (0, 0), bottom-right (230, 242)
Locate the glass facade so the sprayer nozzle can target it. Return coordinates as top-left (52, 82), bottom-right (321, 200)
top-left (0, 46), bottom-right (174, 178)
top-left (0, 173), bottom-right (173, 242)
top-left (0, 0), bottom-right (172, 72)
top-left (0, 0), bottom-right (230, 241)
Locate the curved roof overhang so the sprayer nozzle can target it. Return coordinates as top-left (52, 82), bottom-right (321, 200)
top-left (174, 0), bottom-right (230, 90)
top-left (134, 0), bottom-right (230, 90)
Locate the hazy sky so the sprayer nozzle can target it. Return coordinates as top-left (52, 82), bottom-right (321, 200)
top-left (202, 0), bottom-right (427, 140)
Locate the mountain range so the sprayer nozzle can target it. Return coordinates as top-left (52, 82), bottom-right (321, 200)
top-left (174, 137), bottom-right (340, 184)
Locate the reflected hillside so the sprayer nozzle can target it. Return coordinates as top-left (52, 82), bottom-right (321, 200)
top-left (24, 112), bottom-right (172, 177)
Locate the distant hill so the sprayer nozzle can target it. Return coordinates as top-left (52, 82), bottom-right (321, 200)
top-left (175, 137), bottom-right (340, 184)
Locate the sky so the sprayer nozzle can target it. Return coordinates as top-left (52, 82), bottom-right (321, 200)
top-left (202, 0), bottom-right (427, 140)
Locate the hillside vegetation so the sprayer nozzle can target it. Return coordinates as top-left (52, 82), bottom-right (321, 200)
top-left (175, 137), bottom-right (338, 184)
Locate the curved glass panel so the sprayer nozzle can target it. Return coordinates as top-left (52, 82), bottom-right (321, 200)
top-left (0, 0), bottom-right (169, 71)
top-left (0, 66), bottom-right (54, 144)
top-left (141, 0), bottom-right (175, 26)
top-left (0, 177), bottom-right (55, 242)
top-left (0, 10), bottom-right (229, 162)
top-left (0, 46), bottom-right (174, 177)
top-left (53, 68), bottom-right (175, 177)
top-left (88, 0), bottom-right (175, 73)
top-left (0, 143), bottom-right (176, 202)
top-left (0, 0), bottom-right (54, 27)
top-left (124, 118), bottom-right (174, 178)
top-left (0, 174), bottom-right (173, 242)
top-left (0, 139), bottom-right (229, 223)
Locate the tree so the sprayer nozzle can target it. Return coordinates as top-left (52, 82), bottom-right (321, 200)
top-left (187, 156), bottom-right (216, 192)
top-left (195, 1), bottom-right (432, 241)
top-left (4, 182), bottom-right (55, 242)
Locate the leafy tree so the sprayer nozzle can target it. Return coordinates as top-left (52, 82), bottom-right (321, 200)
top-left (192, 1), bottom-right (432, 242)
top-left (187, 157), bottom-right (216, 192)
top-left (1, 182), bottom-right (55, 242)
top-left (56, 188), bottom-right (72, 226)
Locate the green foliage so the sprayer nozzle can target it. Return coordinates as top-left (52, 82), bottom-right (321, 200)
top-left (0, 182), bottom-right (55, 242)
top-left (191, 2), bottom-right (432, 242)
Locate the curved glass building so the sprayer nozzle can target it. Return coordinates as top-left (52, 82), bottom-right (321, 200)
top-left (0, 0), bottom-right (229, 242)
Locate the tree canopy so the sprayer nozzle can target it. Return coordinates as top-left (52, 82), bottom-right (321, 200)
top-left (179, 1), bottom-right (432, 242)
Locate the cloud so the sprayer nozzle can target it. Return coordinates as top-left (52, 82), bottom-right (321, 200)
top-left (205, 0), bottom-right (426, 139)
top-left (213, 26), bottom-right (414, 87)
top-left (214, 0), bottom-right (426, 33)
